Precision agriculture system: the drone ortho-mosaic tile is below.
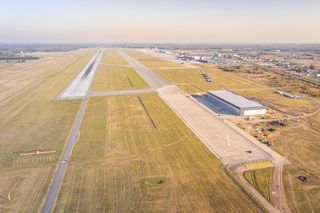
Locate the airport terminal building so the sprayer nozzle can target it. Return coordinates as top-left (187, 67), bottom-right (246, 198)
top-left (207, 90), bottom-right (266, 116)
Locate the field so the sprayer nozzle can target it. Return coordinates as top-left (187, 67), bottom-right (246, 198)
top-left (92, 64), bottom-right (148, 91)
top-left (272, 109), bottom-right (320, 212)
top-left (53, 94), bottom-right (255, 212)
top-left (126, 50), bottom-right (183, 68)
top-left (101, 50), bottom-right (128, 65)
top-left (139, 51), bottom-right (320, 212)
top-left (0, 49), bottom-right (96, 212)
top-left (244, 168), bottom-right (273, 202)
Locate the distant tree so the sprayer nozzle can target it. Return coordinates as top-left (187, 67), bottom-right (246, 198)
top-left (309, 64), bottom-right (315, 70)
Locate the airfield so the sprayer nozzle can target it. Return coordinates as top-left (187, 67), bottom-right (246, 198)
top-left (0, 48), bottom-right (319, 213)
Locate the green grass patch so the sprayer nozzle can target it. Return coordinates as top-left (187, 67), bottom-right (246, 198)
top-left (93, 65), bottom-right (148, 91)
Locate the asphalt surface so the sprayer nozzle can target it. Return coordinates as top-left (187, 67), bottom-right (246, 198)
top-left (58, 50), bottom-right (103, 100)
top-left (118, 51), bottom-right (170, 88)
top-left (89, 87), bottom-right (156, 97)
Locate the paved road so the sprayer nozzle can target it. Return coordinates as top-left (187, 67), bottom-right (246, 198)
top-left (58, 50), bottom-right (103, 100)
top-left (99, 63), bottom-right (131, 67)
top-left (42, 50), bottom-right (103, 213)
top-left (118, 51), bottom-right (170, 88)
top-left (42, 99), bottom-right (87, 213)
top-left (89, 87), bottom-right (156, 97)
top-left (233, 165), bottom-right (281, 213)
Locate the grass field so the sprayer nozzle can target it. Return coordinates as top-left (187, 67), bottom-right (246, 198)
top-left (271, 109), bottom-right (320, 212)
top-left (53, 94), bottom-right (255, 212)
top-left (133, 51), bottom-right (320, 212)
top-left (244, 168), bottom-right (273, 202)
top-left (92, 64), bottom-right (148, 91)
top-left (0, 49), bottom-right (96, 212)
top-left (126, 50), bottom-right (183, 68)
top-left (101, 50), bottom-right (128, 65)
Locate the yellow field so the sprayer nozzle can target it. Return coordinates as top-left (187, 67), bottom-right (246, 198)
top-left (0, 49), bottom-right (96, 212)
top-left (126, 50), bottom-right (183, 68)
top-left (92, 64), bottom-right (148, 90)
top-left (54, 94), bottom-right (255, 212)
top-left (101, 50), bottom-right (128, 65)
top-left (0, 167), bottom-right (52, 212)
top-left (133, 51), bottom-right (320, 212)
top-left (244, 168), bottom-right (274, 202)
top-left (272, 110), bottom-right (320, 212)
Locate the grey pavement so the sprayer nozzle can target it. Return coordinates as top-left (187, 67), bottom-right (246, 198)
top-left (89, 87), bottom-right (156, 97)
top-left (118, 51), bottom-right (170, 88)
top-left (57, 50), bottom-right (103, 100)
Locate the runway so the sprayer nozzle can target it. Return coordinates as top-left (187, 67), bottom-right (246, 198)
top-left (57, 50), bottom-right (103, 100)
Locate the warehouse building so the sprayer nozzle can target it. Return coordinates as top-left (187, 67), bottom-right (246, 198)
top-left (207, 90), bottom-right (266, 116)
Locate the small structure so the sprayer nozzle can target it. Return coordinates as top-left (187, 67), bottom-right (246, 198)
top-left (277, 91), bottom-right (301, 99)
top-left (207, 90), bottom-right (266, 116)
top-left (200, 70), bottom-right (213, 82)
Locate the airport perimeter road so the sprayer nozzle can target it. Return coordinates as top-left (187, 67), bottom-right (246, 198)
top-left (42, 50), bottom-right (103, 213)
top-left (42, 99), bottom-right (87, 213)
top-left (118, 51), bottom-right (171, 88)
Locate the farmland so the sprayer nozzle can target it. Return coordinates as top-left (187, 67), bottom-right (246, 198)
top-left (92, 64), bottom-right (148, 91)
top-left (0, 49), bottom-right (96, 212)
top-left (53, 94), bottom-right (255, 212)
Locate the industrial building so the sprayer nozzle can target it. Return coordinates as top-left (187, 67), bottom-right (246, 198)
top-left (207, 90), bottom-right (266, 116)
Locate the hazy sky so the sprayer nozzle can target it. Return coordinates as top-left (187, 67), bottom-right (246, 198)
top-left (1, 0), bottom-right (320, 43)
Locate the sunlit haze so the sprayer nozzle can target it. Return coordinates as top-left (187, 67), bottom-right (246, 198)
top-left (1, 0), bottom-right (320, 43)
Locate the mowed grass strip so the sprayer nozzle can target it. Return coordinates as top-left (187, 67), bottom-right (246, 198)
top-left (0, 167), bottom-right (52, 213)
top-left (126, 49), bottom-right (183, 68)
top-left (244, 168), bottom-right (273, 202)
top-left (101, 50), bottom-right (128, 65)
top-left (55, 94), bottom-right (255, 212)
top-left (93, 64), bottom-right (148, 91)
top-left (0, 49), bottom-right (97, 212)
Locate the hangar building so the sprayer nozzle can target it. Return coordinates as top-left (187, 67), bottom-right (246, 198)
top-left (207, 90), bottom-right (266, 116)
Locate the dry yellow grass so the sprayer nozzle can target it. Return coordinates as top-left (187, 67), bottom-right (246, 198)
top-left (244, 168), bottom-right (274, 202)
top-left (0, 49), bottom-right (96, 212)
top-left (54, 94), bottom-right (255, 212)
top-left (101, 50), bottom-right (128, 65)
top-left (124, 51), bottom-right (320, 212)
top-left (92, 64), bottom-right (148, 91)
top-left (271, 110), bottom-right (320, 212)
top-left (126, 49), bottom-right (183, 68)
